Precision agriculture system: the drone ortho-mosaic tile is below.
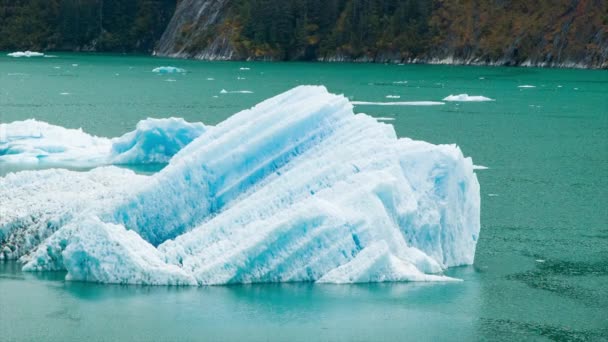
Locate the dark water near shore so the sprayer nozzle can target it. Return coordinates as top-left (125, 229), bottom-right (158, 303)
top-left (1, 53), bottom-right (607, 341)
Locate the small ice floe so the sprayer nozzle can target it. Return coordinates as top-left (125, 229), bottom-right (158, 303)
top-left (479, 77), bottom-right (485, 80)
top-left (386, 95), bottom-right (401, 99)
top-left (557, 85), bottom-right (563, 88)
top-left (374, 117), bottom-right (396, 121)
top-left (351, 101), bottom-right (444, 106)
top-left (60, 92), bottom-right (71, 96)
top-left (488, 194), bottom-right (499, 197)
top-left (72, 64), bottom-right (79, 67)
top-left (518, 85), bottom-right (536, 88)
top-left (165, 79), bottom-right (177, 82)
top-left (207, 77), bottom-right (215, 81)
top-left (473, 165), bottom-right (489, 170)
top-left (213, 95), bottom-right (219, 98)
top-left (220, 89), bottom-right (253, 94)
top-left (8, 51), bottom-right (44, 58)
top-left (443, 94), bottom-right (494, 102)
top-left (152, 66), bottom-right (186, 74)
top-left (393, 81), bottom-right (408, 84)
top-left (574, 88), bottom-right (579, 90)
top-left (237, 77), bottom-right (246, 80)
top-left (535, 259), bottom-right (545, 263)
top-left (44, 55), bottom-right (58, 58)
top-left (53, 66), bottom-right (61, 69)
top-left (239, 67), bottom-right (250, 71)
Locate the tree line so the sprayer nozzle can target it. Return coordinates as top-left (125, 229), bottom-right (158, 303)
top-left (0, 0), bottom-right (175, 52)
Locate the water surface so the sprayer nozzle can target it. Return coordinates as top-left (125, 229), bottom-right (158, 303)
top-left (1, 53), bottom-right (607, 341)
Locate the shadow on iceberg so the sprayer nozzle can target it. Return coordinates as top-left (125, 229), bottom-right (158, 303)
top-left (3, 86), bottom-right (481, 286)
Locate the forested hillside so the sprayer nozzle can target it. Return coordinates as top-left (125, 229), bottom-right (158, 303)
top-left (0, 0), bottom-right (175, 52)
top-left (1, 0), bottom-right (607, 68)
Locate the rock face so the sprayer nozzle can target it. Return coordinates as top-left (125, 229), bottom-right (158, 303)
top-left (154, 0), bottom-right (608, 68)
top-left (154, 0), bottom-right (236, 60)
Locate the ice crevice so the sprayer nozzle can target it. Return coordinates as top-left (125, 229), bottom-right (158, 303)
top-left (1, 85), bottom-right (481, 285)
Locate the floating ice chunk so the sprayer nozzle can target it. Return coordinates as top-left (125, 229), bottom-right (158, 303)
top-left (165, 79), bottom-right (177, 82)
top-left (443, 94), bottom-right (494, 102)
top-left (375, 117), bottom-right (395, 121)
top-left (110, 118), bottom-right (206, 165)
top-left (239, 67), bottom-right (250, 70)
top-left (473, 165), bottom-right (489, 170)
top-left (16, 86), bottom-right (480, 285)
top-left (207, 78), bottom-right (215, 81)
top-left (60, 92), bottom-right (70, 96)
top-left (220, 89), bottom-right (253, 94)
top-left (386, 95), bottom-right (401, 99)
top-left (7, 51), bottom-right (44, 58)
top-left (152, 66), bottom-right (186, 74)
top-left (72, 64), bottom-right (78, 67)
top-left (352, 101), bottom-right (444, 106)
top-left (0, 118), bottom-right (205, 168)
top-left (393, 81), bottom-right (408, 84)
top-left (488, 194), bottom-right (499, 197)
top-left (518, 85), bottom-right (536, 88)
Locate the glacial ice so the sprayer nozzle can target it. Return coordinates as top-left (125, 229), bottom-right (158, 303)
top-left (7, 51), bottom-right (44, 58)
top-left (443, 94), bottom-right (494, 102)
top-left (0, 118), bottom-right (205, 167)
top-left (351, 101), bottom-right (445, 106)
top-left (152, 66), bottom-right (186, 74)
top-left (3, 86), bottom-right (480, 285)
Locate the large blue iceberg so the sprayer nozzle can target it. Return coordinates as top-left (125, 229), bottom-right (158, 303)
top-left (2, 86), bottom-right (480, 285)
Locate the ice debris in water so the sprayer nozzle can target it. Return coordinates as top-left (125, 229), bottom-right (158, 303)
top-left (518, 85), bottom-right (536, 88)
top-left (443, 94), bottom-right (494, 102)
top-left (2, 86), bottom-right (480, 286)
top-left (220, 89), bottom-right (253, 94)
top-left (152, 66), bottom-right (186, 74)
top-left (7, 51), bottom-right (45, 58)
top-left (352, 101), bottom-right (445, 106)
top-left (386, 95), bottom-right (401, 99)
top-left (0, 118), bottom-right (205, 167)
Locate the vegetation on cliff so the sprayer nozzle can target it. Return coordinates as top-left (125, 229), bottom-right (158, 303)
top-left (0, 0), bottom-right (175, 52)
top-left (1, 0), bottom-right (606, 67)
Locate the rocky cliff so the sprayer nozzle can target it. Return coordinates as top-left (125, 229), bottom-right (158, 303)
top-left (154, 0), bottom-right (608, 68)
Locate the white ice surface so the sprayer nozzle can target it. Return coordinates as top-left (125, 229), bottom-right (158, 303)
top-left (152, 66), bottom-right (186, 73)
top-left (7, 51), bottom-right (44, 57)
top-left (5, 86), bottom-right (480, 285)
top-left (351, 101), bottom-right (445, 106)
top-left (0, 118), bottom-right (205, 167)
top-left (443, 94), bottom-right (494, 102)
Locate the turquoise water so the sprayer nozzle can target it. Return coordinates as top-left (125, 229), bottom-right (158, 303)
top-left (1, 54), bottom-right (607, 341)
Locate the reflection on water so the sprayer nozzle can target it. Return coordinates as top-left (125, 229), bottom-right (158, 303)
top-left (1, 261), bottom-right (479, 341)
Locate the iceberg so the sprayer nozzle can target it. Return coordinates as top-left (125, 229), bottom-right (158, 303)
top-left (0, 167), bottom-right (146, 260)
top-left (0, 118), bottom-right (205, 168)
top-left (152, 66), bottom-right (186, 74)
top-left (4, 86), bottom-right (480, 285)
top-left (443, 94), bottom-right (494, 102)
top-left (7, 51), bottom-right (44, 58)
